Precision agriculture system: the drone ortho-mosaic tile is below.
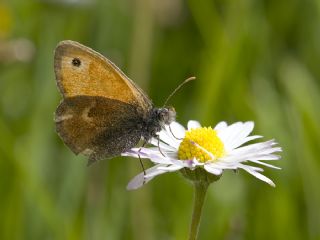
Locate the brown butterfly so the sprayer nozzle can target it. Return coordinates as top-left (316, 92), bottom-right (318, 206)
top-left (54, 40), bottom-right (176, 165)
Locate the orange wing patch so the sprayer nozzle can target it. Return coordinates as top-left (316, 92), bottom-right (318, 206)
top-left (54, 40), bottom-right (150, 110)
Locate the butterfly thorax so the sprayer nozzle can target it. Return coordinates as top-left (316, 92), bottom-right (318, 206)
top-left (141, 107), bottom-right (176, 141)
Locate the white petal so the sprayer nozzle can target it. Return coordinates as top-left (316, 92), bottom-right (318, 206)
top-left (220, 122), bottom-right (254, 151)
top-left (213, 158), bottom-right (264, 171)
top-left (241, 165), bottom-right (264, 172)
top-left (217, 122), bottom-right (243, 148)
top-left (147, 148), bottom-right (179, 159)
top-left (239, 165), bottom-right (276, 187)
top-left (252, 154), bottom-right (282, 161)
top-left (187, 120), bottom-right (201, 130)
top-left (204, 164), bottom-right (223, 175)
top-left (206, 162), bottom-right (237, 170)
top-left (214, 121), bottom-right (228, 131)
top-left (229, 141), bottom-right (281, 160)
top-left (216, 162), bottom-right (264, 172)
top-left (229, 140), bottom-right (280, 156)
top-left (149, 138), bottom-right (177, 151)
top-left (127, 164), bottom-right (168, 190)
top-left (122, 148), bottom-right (172, 164)
top-left (122, 149), bottom-right (149, 158)
top-left (162, 151), bottom-right (179, 159)
top-left (248, 160), bottom-right (281, 169)
top-left (222, 151), bottom-right (281, 162)
top-left (167, 121), bottom-right (186, 139)
top-left (244, 154), bottom-right (282, 162)
top-left (170, 158), bottom-right (201, 168)
top-left (231, 135), bottom-right (262, 149)
top-left (154, 164), bottom-right (183, 173)
top-left (158, 129), bottom-right (180, 149)
top-left (220, 151), bottom-right (281, 168)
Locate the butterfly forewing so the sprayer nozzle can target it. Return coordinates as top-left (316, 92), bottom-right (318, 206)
top-left (54, 40), bottom-right (152, 111)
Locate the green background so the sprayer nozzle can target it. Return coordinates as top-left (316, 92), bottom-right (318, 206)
top-left (1, 0), bottom-right (319, 239)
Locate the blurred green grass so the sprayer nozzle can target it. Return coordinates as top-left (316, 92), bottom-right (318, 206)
top-left (1, 0), bottom-right (320, 239)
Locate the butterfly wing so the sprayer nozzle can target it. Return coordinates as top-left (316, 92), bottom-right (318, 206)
top-left (55, 96), bottom-right (143, 163)
top-left (54, 40), bottom-right (152, 111)
top-left (54, 41), bottom-right (153, 162)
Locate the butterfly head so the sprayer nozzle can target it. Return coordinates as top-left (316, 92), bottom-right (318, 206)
top-left (157, 106), bottom-right (176, 126)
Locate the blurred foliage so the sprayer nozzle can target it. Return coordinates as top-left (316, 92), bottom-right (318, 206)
top-left (0, 0), bottom-right (320, 239)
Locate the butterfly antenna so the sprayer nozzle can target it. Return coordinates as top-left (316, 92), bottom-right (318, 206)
top-left (163, 76), bottom-right (196, 107)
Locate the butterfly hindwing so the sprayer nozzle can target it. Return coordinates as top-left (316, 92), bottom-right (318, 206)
top-left (55, 96), bottom-right (143, 162)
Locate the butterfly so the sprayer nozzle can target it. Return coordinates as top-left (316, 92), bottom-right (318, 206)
top-left (54, 40), bottom-right (176, 165)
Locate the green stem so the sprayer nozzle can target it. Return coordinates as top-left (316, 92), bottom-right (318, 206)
top-left (188, 181), bottom-right (209, 240)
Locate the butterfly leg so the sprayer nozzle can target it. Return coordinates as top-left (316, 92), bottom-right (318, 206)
top-left (138, 140), bottom-right (148, 185)
top-left (157, 135), bottom-right (166, 157)
top-left (87, 155), bottom-right (98, 166)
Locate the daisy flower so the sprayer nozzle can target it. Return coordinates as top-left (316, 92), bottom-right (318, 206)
top-left (123, 121), bottom-right (281, 190)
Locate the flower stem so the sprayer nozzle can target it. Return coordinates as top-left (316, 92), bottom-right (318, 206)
top-left (188, 181), bottom-right (209, 240)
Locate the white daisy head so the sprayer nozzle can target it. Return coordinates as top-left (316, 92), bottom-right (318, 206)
top-left (122, 121), bottom-right (282, 190)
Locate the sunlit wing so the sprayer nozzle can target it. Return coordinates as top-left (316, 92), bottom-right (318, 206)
top-left (54, 40), bottom-right (151, 111)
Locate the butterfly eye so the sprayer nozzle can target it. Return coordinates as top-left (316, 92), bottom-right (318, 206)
top-left (159, 109), bottom-right (167, 117)
top-left (71, 58), bottom-right (81, 67)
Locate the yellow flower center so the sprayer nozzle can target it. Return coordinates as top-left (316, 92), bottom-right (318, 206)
top-left (178, 127), bottom-right (225, 163)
